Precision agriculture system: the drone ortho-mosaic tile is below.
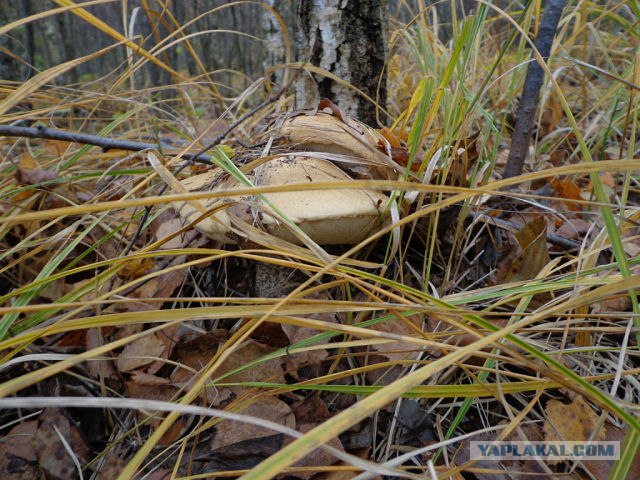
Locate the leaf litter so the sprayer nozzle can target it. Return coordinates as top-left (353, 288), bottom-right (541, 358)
top-left (1, 3), bottom-right (640, 479)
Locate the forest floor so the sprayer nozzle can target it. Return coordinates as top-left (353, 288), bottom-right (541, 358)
top-left (1, 2), bottom-right (640, 480)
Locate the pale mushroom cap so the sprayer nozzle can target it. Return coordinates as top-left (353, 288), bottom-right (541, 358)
top-left (174, 156), bottom-right (389, 245)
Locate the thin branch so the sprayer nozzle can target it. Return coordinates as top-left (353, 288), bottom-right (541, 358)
top-left (0, 124), bottom-right (214, 164)
top-left (467, 209), bottom-right (581, 250)
top-left (503, 0), bottom-right (567, 179)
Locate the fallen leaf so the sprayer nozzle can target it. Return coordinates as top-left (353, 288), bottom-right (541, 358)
top-left (1, 420), bottom-right (38, 462)
top-left (543, 395), bottom-right (605, 443)
top-left (554, 218), bottom-right (591, 240)
top-left (117, 257), bottom-right (155, 280)
top-left (582, 421), bottom-right (640, 480)
top-left (15, 166), bottom-right (58, 186)
top-left (551, 178), bottom-right (582, 211)
top-left (85, 328), bottom-right (118, 379)
top-left (94, 450), bottom-right (127, 480)
top-left (116, 333), bottom-right (166, 372)
top-left (200, 434), bottom-right (285, 471)
top-left (292, 422), bottom-right (345, 480)
top-left (362, 316), bottom-right (424, 385)
top-left (30, 409), bottom-right (87, 480)
top-left (210, 396), bottom-right (295, 450)
top-left (281, 291), bottom-right (337, 377)
top-left (171, 332), bottom-right (285, 407)
top-left (291, 394), bottom-right (331, 423)
top-left (0, 421), bottom-right (39, 479)
top-left (496, 216), bottom-right (550, 284)
top-left (457, 423), bottom-right (547, 479)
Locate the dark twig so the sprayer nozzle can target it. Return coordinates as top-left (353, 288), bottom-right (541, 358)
top-left (503, 0), bottom-right (567, 179)
top-left (0, 124), bottom-right (214, 164)
top-left (467, 209), bottom-right (581, 250)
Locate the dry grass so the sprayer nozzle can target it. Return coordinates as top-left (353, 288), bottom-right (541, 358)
top-left (1, 1), bottom-right (639, 479)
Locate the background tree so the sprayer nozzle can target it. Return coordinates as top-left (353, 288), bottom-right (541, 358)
top-left (296, 0), bottom-right (388, 126)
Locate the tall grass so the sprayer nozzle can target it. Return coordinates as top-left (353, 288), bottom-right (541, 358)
top-left (0, 1), bottom-right (639, 479)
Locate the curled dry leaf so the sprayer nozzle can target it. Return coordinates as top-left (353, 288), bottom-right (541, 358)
top-left (175, 156), bottom-right (389, 245)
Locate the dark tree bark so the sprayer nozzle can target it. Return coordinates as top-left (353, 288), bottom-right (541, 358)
top-left (503, 0), bottom-right (567, 179)
top-left (18, 0), bottom-right (34, 78)
top-left (57, 11), bottom-right (78, 83)
top-left (297, 0), bottom-right (388, 126)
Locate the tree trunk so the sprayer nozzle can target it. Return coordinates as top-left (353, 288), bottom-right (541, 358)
top-left (261, 0), bottom-right (295, 84)
top-left (18, 0), bottom-right (35, 78)
top-left (297, 0), bottom-right (388, 126)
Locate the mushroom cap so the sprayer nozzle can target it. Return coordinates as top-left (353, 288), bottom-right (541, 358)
top-left (175, 156), bottom-right (389, 245)
top-left (274, 113), bottom-right (403, 179)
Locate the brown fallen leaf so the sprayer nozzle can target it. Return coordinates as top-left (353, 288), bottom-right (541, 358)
top-left (281, 291), bottom-right (337, 378)
top-left (30, 409), bottom-right (88, 480)
top-left (361, 315), bottom-right (424, 385)
top-left (291, 393), bottom-right (331, 424)
top-left (116, 333), bottom-right (166, 373)
top-left (170, 331), bottom-right (285, 407)
top-left (0, 420), bottom-right (39, 479)
top-left (15, 166), bottom-right (58, 186)
top-left (551, 178), bottom-right (583, 211)
top-left (94, 450), bottom-right (127, 480)
top-left (124, 371), bottom-right (177, 403)
top-left (292, 422), bottom-right (345, 480)
top-left (543, 395), bottom-right (606, 467)
top-left (582, 421), bottom-right (640, 480)
top-left (496, 216), bottom-right (550, 284)
top-left (456, 423), bottom-right (548, 479)
top-left (1, 421), bottom-right (38, 462)
top-left (85, 328), bottom-right (118, 379)
top-left (210, 396), bottom-right (295, 451)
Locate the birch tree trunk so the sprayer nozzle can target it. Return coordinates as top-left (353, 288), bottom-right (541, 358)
top-left (297, 0), bottom-right (388, 126)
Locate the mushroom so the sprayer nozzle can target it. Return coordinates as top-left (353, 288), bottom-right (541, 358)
top-left (272, 111), bottom-right (405, 180)
top-left (174, 155), bottom-right (389, 246)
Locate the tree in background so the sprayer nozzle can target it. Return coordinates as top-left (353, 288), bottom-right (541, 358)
top-left (296, 0), bottom-right (388, 126)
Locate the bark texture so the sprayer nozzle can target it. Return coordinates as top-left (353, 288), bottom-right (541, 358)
top-left (297, 0), bottom-right (388, 126)
top-left (502, 0), bottom-right (567, 179)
